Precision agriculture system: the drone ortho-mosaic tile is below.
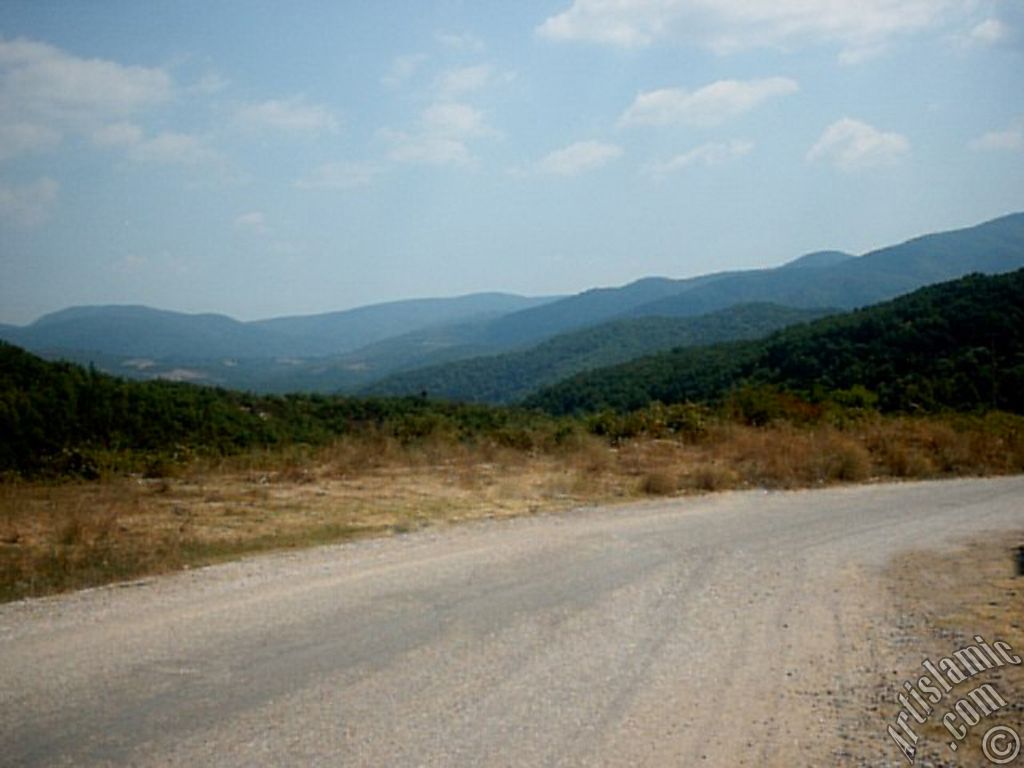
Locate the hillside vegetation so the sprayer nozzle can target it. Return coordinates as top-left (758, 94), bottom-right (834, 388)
top-left (368, 303), bottom-right (832, 403)
top-left (528, 270), bottom-right (1024, 416)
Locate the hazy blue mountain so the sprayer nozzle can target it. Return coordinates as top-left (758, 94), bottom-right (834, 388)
top-left (315, 282), bottom-right (741, 391)
top-left (366, 304), bottom-right (834, 403)
top-left (778, 250), bottom-right (855, 270)
top-left (0, 324), bottom-right (21, 344)
top-left (328, 328), bottom-right (494, 381)
top-left (0, 293), bottom-right (555, 364)
top-left (5, 306), bottom-right (296, 359)
top-left (252, 292), bottom-right (555, 356)
top-left (321, 274), bottom-right (750, 378)
top-left (15, 329), bottom-right (500, 395)
top-left (627, 213), bottom-right (1024, 319)
top-left (472, 274), bottom-right (741, 348)
top-left (348, 213), bottom-right (1024, 396)
top-left (476, 213), bottom-right (1024, 345)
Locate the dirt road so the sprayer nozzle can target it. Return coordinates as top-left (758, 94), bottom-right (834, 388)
top-left (1, 477), bottom-right (1022, 766)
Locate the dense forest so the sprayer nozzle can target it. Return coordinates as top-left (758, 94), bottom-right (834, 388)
top-left (527, 270), bottom-right (1024, 416)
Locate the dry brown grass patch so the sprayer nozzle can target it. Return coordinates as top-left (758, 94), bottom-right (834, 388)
top-left (639, 470), bottom-right (678, 496)
top-left (3, 414), bottom-right (1022, 602)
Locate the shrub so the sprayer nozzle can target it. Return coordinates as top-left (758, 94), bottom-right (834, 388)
top-left (640, 470), bottom-right (678, 496)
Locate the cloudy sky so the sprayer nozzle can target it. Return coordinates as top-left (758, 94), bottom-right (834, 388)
top-left (1, 1), bottom-right (1022, 324)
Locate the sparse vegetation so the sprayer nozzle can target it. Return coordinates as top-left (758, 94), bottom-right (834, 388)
top-left (3, 405), bottom-right (1023, 602)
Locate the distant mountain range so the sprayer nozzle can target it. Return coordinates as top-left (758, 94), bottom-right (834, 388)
top-left (1, 293), bottom-right (553, 360)
top-left (0, 293), bottom-right (556, 391)
top-left (2, 211), bottom-right (1022, 397)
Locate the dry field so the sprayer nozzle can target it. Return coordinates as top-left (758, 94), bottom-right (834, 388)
top-left (2, 415), bottom-right (1023, 602)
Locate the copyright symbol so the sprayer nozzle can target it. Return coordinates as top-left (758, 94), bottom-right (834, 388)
top-left (983, 725), bottom-right (1021, 765)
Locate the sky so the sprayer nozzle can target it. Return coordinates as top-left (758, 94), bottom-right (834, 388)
top-left (1, 0), bottom-right (1022, 325)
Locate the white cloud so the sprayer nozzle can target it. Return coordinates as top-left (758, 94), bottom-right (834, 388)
top-left (128, 132), bottom-right (220, 166)
top-left (837, 44), bottom-right (888, 65)
top-left (537, 0), bottom-right (961, 57)
top-left (648, 139), bottom-right (753, 174)
top-left (382, 54), bottom-right (428, 88)
top-left (969, 121), bottom-right (1023, 152)
top-left (435, 65), bottom-right (492, 97)
top-left (193, 72), bottom-right (230, 95)
top-left (807, 117), bottom-right (909, 171)
top-left (620, 77), bottom-right (798, 128)
top-left (90, 121), bottom-right (144, 147)
top-left (0, 38), bottom-right (172, 160)
top-left (0, 121), bottom-right (60, 160)
top-left (969, 18), bottom-right (1011, 46)
top-left (86, 122), bottom-right (219, 168)
top-left (235, 97), bottom-right (339, 136)
top-left (384, 131), bottom-right (475, 167)
top-left (536, 140), bottom-right (623, 176)
top-left (234, 211), bottom-right (269, 235)
top-left (296, 161), bottom-right (380, 190)
top-left (422, 102), bottom-right (492, 137)
top-left (383, 101), bottom-right (495, 167)
top-left (0, 177), bottom-right (58, 227)
top-left (0, 39), bottom-right (227, 175)
top-left (0, 38), bottom-right (171, 120)
top-left (436, 32), bottom-right (486, 53)
top-left (538, 0), bottom-right (673, 47)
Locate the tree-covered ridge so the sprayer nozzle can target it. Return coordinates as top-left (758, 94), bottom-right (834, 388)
top-left (366, 303), bottom-right (833, 404)
top-left (527, 270), bottom-right (1024, 415)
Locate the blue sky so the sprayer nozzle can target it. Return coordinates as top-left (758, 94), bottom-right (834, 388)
top-left (1, 0), bottom-right (1022, 324)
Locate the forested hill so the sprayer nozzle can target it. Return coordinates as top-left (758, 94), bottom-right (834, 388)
top-left (366, 303), bottom-right (833, 404)
top-left (526, 269), bottom-right (1024, 415)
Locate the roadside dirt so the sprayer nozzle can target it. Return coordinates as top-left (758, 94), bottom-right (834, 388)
top-left (868, 532), bottom-right (1024, 766)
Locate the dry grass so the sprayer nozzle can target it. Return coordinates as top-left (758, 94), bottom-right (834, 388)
top-left (3, 414), bottom-right (1023, 602)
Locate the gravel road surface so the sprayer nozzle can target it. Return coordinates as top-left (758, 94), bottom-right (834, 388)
top-left (2, 477), bottom-right (1022, 766)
